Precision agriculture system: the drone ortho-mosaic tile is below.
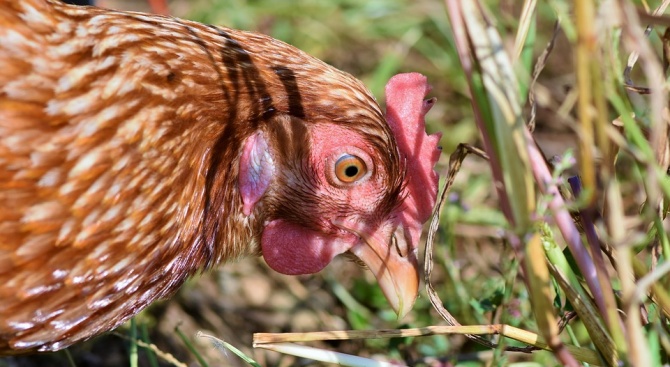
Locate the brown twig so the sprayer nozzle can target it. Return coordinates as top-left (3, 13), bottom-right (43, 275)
top-left (253, 325), bottom-right (601, 365)
top-left (528, 21), bottom-right (561, 132)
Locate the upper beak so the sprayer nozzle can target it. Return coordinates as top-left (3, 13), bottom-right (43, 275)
top-left (348, 224), bottom-right (419, 319)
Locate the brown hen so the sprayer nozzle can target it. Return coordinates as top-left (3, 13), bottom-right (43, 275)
top-left (0, 0), bottom-right (441, 354)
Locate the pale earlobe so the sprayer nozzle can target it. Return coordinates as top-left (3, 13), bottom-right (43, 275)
top-left (239, 131), bottom-right (275, 216)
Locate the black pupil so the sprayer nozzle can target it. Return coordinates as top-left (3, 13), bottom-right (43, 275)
top-left (344, 165), bottom-right (359, 177)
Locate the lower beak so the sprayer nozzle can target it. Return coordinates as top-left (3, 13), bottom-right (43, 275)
top-left (349, 225), bottom-right (419, 319)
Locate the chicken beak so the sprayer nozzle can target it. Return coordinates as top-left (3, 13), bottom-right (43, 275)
top-left (349, 225), bottom-right (419, 319)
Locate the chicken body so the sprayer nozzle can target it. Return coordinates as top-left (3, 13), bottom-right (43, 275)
top-left (0, 0), bottom-right (440, 353)
top-left (63, 0), bottom-right (170, 15)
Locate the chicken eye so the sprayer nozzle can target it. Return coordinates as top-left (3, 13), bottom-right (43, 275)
top-left (334, 154), bottom-right (367, 183)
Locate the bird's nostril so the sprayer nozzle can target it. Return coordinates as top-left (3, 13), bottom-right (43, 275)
top-left (392, 225), bottom-right (412, 258)
top-left (392, 232), bottom-right (408, 257)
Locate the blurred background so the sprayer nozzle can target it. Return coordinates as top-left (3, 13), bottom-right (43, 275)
top-left (2, 1), bottom-right (584, 366)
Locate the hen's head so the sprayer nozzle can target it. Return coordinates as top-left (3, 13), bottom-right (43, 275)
top-left (240, 73), bottom-right (441, 317)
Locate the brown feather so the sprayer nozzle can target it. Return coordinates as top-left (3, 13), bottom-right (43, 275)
top-left (0, 0), bottom-right (404, 353)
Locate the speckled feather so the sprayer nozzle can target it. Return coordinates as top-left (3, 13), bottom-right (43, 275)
top-left (0, 0), bottom-right (404, 353)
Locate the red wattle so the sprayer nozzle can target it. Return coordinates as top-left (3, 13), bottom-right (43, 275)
top-left (261, 219), bottom-right (358, 275)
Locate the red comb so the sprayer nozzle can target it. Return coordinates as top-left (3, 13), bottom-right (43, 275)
top-left (384, 73), bottom-right (441, 246)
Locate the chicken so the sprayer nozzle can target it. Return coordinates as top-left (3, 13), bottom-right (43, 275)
top-left (63, 0), bottom-right (170, 16)
top-left (0, 0), bottom-right (441, 354)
